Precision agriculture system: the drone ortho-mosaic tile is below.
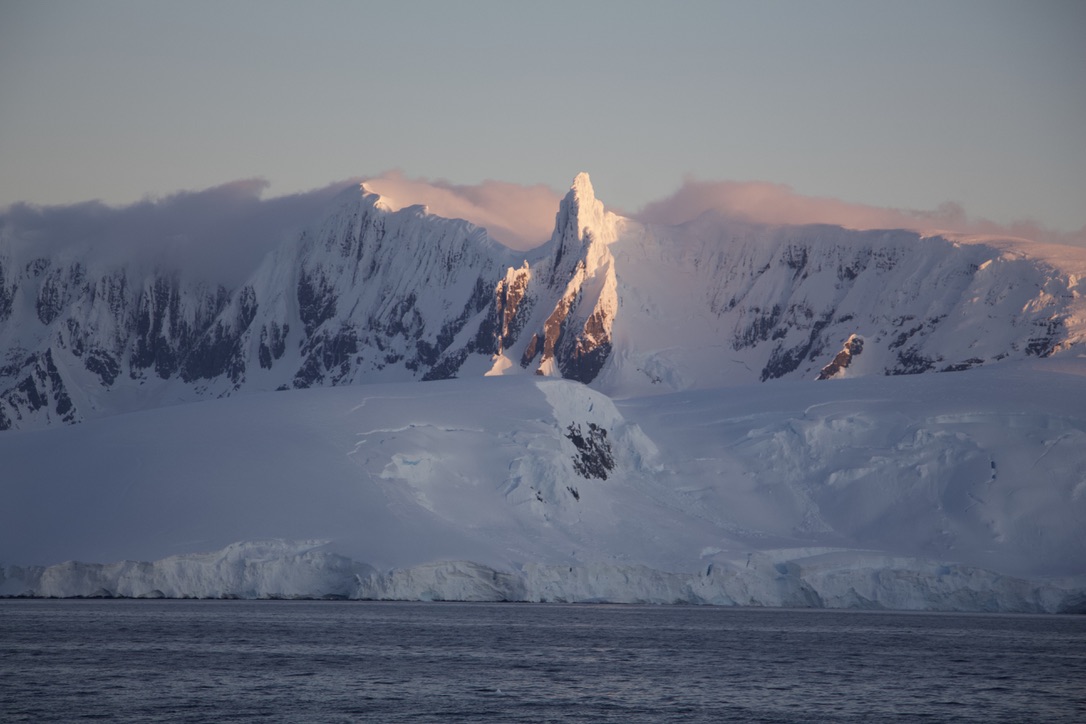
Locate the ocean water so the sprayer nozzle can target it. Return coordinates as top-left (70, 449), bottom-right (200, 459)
top-left (1, 600), bottom-right (1083, 723)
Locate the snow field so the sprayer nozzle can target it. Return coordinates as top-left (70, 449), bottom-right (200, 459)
top-left (2, 360), bottom-right (1084, 610)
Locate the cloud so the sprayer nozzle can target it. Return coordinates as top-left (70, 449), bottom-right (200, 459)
top-left (0, 173), bottom-right (561, 288)
top-left (0, 179), bottom-right (359, 284)
top-left (361, 171), bottom-right (561, 251)
top-left (633, 177), bottom-right (1086, 249)
top-left (5, 173), bottom-right (1081, 293)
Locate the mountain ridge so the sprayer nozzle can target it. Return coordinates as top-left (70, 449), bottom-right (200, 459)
top-left (1, 173), bottom-right (1084, 430)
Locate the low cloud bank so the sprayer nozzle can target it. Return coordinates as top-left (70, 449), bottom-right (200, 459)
top-left (360, 172), bottom-right (1086, 250)
top-left (4, 174), bottom-right (1082, 287)
top-left (634, 177), bottom-right (1086, 248)
top-left (361, 171), bottom-right (561, 251)
top-left (0, 174), bottom-right (560, 284)
top-left (0, 179), bottom-right (359, 284)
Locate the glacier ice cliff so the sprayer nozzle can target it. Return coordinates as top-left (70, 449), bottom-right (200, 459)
top-left (3, 541), bottom-right (1082, 614)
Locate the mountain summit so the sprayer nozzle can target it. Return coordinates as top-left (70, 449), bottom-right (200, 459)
top-left (548, 172), bottom-right (616, 286)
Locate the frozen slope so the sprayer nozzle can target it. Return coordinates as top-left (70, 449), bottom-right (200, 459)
top-left (2, 360), bottom-right (1084, 610)
top-left (618, 359), bottom-right (1086, 579)
top-left (0, 376), bottom-right (698, 571)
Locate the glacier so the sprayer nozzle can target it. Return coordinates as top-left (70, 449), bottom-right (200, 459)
top-left (1, 363), bottom-right (1084, 611)
top-left (2, 172), bottom-right (1085, 610)
top-left (2, 541), bottom-right (1074, 613)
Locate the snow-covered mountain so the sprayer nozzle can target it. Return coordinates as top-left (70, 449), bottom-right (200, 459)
top-left (2, 173), bottom-right (1085, 610)
top-left (3, 172), bottom-right (1083, 429)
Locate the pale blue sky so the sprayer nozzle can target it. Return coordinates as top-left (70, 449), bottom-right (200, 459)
top-left (1, 0), bottom-right (1083, 233)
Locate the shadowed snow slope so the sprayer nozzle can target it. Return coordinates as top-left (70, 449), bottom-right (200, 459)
top-left (2, 360), bottom-right (1084, 611)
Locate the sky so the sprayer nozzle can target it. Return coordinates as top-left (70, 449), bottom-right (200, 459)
top-left (1, 0), bottom-right (1084, 246)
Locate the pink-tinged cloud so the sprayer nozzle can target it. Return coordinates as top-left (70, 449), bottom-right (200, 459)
top-left (362, 171), bottom-right (561, 251)
top-left (6, 174), bottom-right (1082, 287)
top-left (634, 178), bottom-right (1086, 249)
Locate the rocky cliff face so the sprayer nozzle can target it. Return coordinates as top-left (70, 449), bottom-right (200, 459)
top-left (2, 174), bottom-right (1084, 430)
top-left (504, 173), bottom-right (621, 383)
top-left (0, 257), bottom-right (239, 429)
top-left (263, 188), bottom-right (520, 388)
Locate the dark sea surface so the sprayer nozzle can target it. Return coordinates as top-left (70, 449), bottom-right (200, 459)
top-left (1, 600), bottom-right (1083, 722)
